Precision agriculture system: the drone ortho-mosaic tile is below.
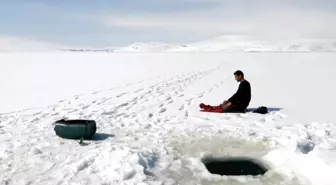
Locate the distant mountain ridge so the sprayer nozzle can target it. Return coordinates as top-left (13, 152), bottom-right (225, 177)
top-left (113, 36), bottom-right (336, 52)
top-left (0, 36), bottom-right (65, 52)
top-left (113, 42), bottom-right (188, 52)
top-left (167, 36), bottom-right (336, 52)
top-left (1, 35), bottom-right (335, 52)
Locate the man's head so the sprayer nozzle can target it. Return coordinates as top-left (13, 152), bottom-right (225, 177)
top-left (234, 70), bottom-right (244, 82)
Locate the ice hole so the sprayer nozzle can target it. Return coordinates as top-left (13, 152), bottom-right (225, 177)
top-left (202, 157), bottom-right (268, 176)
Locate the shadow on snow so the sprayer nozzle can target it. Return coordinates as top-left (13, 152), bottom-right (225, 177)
top-left (247, 107), bottom-right (283, 112)
top-left (90, 133), bottom-right (115, 141)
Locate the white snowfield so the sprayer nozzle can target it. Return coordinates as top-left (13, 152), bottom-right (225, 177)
top-left (0, 53), bottom-right (336, 185)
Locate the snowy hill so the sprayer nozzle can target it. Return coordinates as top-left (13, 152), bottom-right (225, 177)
top-left (108, 37), bottom-right (336, 53)
top-left (168, 35), bottom-right (336, 52)
top-left (0, 36), bottom-right (65, 52)
top-left (61, 48), bottom-right (116, 52)
top-left (114, 42), bottom-right (187, 52)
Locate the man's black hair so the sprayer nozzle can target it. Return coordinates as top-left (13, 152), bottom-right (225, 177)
top-left (234, 70), bottom-right (244, 78)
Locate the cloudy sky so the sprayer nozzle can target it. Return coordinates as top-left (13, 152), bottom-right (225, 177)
top-left (0, 0), bottom-right (335, 47)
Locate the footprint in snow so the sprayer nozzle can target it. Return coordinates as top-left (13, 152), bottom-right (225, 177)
top-left (145, 90), bottom-right (152, 95)
top-left (30, 148), bottom-right (43, 155)
top-left (92, 90), bottom-right (101, 94)
top-left (186, 98), bottom-right (193, 102)
top-left (116, 93), bottom-right (127, 98)
top-left (74, 158), bottom-right (95, 174)
top-left (109, 86), bottom-right (119, 90)
top-left (187, 100), bottom-right (193, 106)
top-left (92, 100), bottom-right (101, 104)
top-left (82, 105), bottom-right (91, 109)
top-left (134, 88), bottom-right (144, 93)
top-left (117, 102), bottom-right (129, 108)
top-left (59, 99), bottom-right (66, 103)
top-left (131, 97), bottom-right (138, 103)
top-left (159, 107), bottom-right (167, 113)
top-left (159, 91), bottom-right (165, 95)
top-left (198, 93), bottom-right (205, 98)
top-left (179, 105), bottom-right (185, 110)
top-left (116, 113), bottom-right (127, 118)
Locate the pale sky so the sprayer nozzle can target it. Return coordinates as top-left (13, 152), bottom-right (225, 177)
top-left (0, 0), bottom-right (335, 47)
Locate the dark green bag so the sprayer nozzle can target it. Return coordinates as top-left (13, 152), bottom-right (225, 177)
top-left (253, 106), bottom-right (268, 114)
top-left (54, 119), bottom-right (97, 140)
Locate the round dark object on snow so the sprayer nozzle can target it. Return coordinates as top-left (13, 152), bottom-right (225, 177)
top-left (253, 106), bottom-right (268, 114)
top-left (54, 119), bottom-right (97, 140)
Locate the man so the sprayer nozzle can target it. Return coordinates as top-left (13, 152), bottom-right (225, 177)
top-left (222, 70), bottom-right (251, 113)
top-left (200, 70), bottom-right (251, 113)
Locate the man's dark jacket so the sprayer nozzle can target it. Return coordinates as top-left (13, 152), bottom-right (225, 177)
top-left (228, 80), bottom-right (251, 111)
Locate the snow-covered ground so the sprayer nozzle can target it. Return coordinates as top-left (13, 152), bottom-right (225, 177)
top-left (1, 53), bottom-right (336, 185)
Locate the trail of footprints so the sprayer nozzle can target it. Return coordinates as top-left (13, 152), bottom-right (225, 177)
top-left (107, 66), bottom-right (221, 119)
top-left (152, 69), bottom-right (218, 114)
top-left (43, 65), bottom-right (224, 124)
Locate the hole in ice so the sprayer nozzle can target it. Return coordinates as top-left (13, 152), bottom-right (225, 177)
top-left (202, 157), bottom-right (268, 176)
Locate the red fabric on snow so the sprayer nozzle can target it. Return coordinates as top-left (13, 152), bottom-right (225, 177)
top-left (200, 104), bottom-right (224, 113)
